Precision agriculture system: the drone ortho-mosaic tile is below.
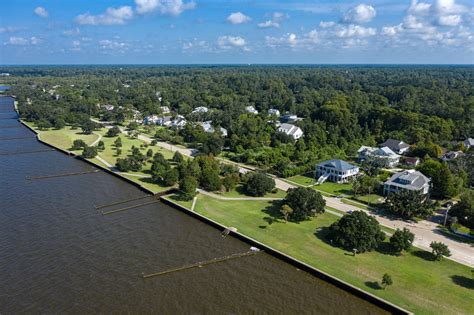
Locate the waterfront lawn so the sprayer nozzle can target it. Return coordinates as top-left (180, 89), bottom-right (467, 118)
top-left (193, 195), bottom-right (474, 315)
top-left (28, 124), bottom-right (101, 151)
top-left (163, 194), bottom-right (194, 209)
top-left (214, 184), bottom-right (287, 199)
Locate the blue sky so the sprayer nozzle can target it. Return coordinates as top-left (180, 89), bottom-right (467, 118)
top-left (1, 0), bottom-right (473, 64)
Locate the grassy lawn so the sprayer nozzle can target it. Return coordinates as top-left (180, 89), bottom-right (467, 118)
top-left (192, 195), bottom-right (474, 315)
top-left (316, 181), bottom-right (354, 196)
top-left (285, 174), bottom-right (315, 186)
top-left (162, 193), bottom-right (194, 209)
top-left (213, 184), bottom-right (287, 199)
top-left (352, 194), bottom-right (385, 205)
top-left (27, 123), bottom-right (100, 151)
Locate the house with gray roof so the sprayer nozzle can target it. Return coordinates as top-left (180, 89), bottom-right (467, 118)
top-left (357, 146), bottom-right (400, 168)
top-left (383, 170), bottom-right (430, 196)
top-left (315, 159), bottom-right (360, 184)
top-left (379, 139), bottom-right (410, 154)
top-left (278, 123), bottom-right (303, 140)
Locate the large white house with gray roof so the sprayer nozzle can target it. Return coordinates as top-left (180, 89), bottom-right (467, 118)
top-left (357, 146), bottom-right (400, 168)
top-left (315, 159), bottom-right (360, 184)
top-left (383, 170), bottom-right (430, 195)
top-left (278, 123), bottom-right (303, 140)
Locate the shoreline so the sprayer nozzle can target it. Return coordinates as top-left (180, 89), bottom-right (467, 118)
top-left (18, 118), bottom-right (411, 314)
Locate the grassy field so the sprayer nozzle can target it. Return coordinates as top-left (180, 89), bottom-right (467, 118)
top-left (27, 123), bottom-right (101, 151)
top-left (28, 125), bottom-right (175, 194)
top-left (213, 184), bottom-right (287, 199)
top-left (189, 194), bottom-right (474, 314)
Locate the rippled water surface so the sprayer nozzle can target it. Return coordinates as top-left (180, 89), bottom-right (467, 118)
top-left (0, 96), bottom-right (386, 314)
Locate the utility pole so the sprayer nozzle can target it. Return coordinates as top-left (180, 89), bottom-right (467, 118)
top-left (443, 207), bottom-right (449, 226)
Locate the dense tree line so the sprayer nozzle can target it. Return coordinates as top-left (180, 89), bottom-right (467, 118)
top-left (4, 65), bottom-right (473, 182)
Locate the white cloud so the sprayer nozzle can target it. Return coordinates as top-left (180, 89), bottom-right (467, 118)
top-left (319, 21), bottom-right (336, 28)
top-left (0, 26), bottom-right (24, 34)
top-left (135, 0), bottom-right (196, 16)
top-left (408, 0), bottom-right (432, 15)
top-left (217, 36), bottom-right (248, 50)
top-left (382, 24), bottom-right (403, 36)
top-left (75, 6), bottom-right (133, 25)
top-left (258, 20), bottom-right (279, 28)
top-left (34, 7), bottom-right (49, 18)
top-left (258, 12), bottom-right (288, 28)
top-left (334, 24), bottom-right (377, 38)
top-left (227, 12), bottom-right (251, 24)
top-left (437, 14), bottom-right (462, 26)
top-left (342, 4), bottom-right (376, 24)
top-left (8, 37), bottom-right (28, 45)
top-left (99, 39), bottom-right (128, 50)
top-left (7, 36), bottom-right (41, 46)
top-left (63, 28), bottom-right (80, 36)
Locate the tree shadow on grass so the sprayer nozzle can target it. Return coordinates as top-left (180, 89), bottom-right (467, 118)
top-left (261, 200), bottom-right (284, 226)
top-left (450, 275), bottom-right (474, 289)
top-left (314, 226), bottom-right (334, 246)
top-left (376, 242), bottom-right (396, 256)
top-left (168, 193), bottom-right (192, 202)
top-left (365, 281), bottom-right (382, 290)
top-left (411, 250), bottom-right (436, 261)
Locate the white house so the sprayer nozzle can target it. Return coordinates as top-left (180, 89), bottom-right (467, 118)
top-left (379, 139), bottom-right (410, 154)
top-left (357, 146), bottom-right (400, 168)
top-left (315, 159), bottom-right (360, 184)
top-left (278, 123), bottom-right (303, 140)
top-left (383, 170), bottom-right (430, 196)
top-left (281, 114), bottom-right (302, 123)
top-left (199, 121), bottom-right (228, 137)
top-left (464, 138), bottom-right (474, 149)
top-left (160, 106), bottom-right (170, 114)
top-left (192, 106), bottom-right (208, 114)
top-left (442, 151), bottom-right (464, 161)
top-left (268, 108), bottom-right (280, 117)
top-left (171, 115), bottom-right (187, 128)
top-left (144, 115), bottom-right (160, 125)
top-left (101, 104), bottom-right (115, 112)
top-left (245, 106), bottom-right (259, 114)
top-left (157, 116), bottom-right (173, 127)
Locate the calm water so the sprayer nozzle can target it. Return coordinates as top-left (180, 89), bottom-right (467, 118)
top-left (0, 95), bottom-right (386, 314)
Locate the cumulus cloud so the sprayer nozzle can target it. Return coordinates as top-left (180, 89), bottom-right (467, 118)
top-left (135, 0), bottom-right (196, 16)
top-left (437, 14), bottom-right (462, 26)
top-left (217, 36), bottom-right (248, 50)
top-left (227, 12), bottom-right (251, 24)
top-left (75, 6), bottom-right (133, 25)
top-left (342, 4), bottom-right (376, 24)
top-left (34, 7), bottom-right (49, 18)
top-left (7, 36), bottom-right (41, 45)
top-left (258, 12), bottom-right (288, 28)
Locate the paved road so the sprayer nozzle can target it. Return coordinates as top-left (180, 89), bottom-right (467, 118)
top-left (102, 122), bottom-right (474, 267)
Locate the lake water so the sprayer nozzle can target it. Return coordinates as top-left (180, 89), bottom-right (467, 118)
top-left (0, 95), bottom-right (386, 314)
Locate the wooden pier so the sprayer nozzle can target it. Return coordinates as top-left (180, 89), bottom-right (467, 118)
top-left (94, 195), bottom-right (154, 210)
top-left (101, 200), bottom-right (160, 215)
top-left (142, 250), bottom-right (260, 279)
top-left (0, 148), bottom-right (55, 156)
top-left (27, 170), bottom-right (100, 180)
